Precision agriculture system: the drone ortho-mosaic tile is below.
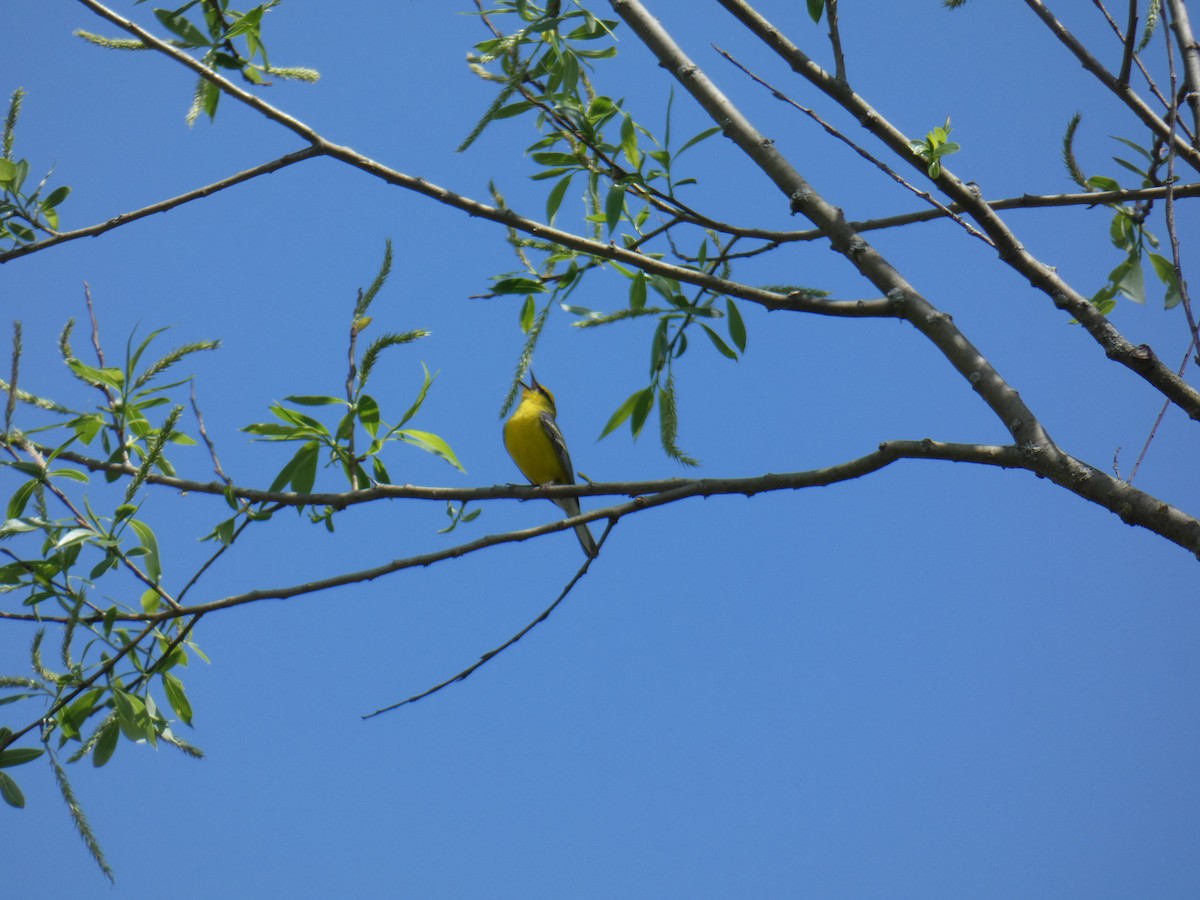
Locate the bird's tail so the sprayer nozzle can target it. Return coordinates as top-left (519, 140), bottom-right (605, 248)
top-left (572, 520), bottom-right (598, 558)
top-left (557, 497), bottom-right (598, 558)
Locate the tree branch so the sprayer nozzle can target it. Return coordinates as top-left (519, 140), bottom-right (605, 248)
top-left (712, 0), bottom-right (1200, 421)
top-left (0, 146), bottom-right (322, 264)
top-left (610, 0), bottom-right (1054, 450)
top-left (1167, 0), bottom-right (1200, 145)
top-left (1025, 0), bottom-right (1200, 170)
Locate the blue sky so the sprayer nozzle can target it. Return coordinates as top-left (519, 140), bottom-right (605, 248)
top-left (3, 2), bottom-right (1199, 898)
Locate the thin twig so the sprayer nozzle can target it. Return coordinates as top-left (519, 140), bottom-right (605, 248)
top-left (0, 146), bottom-right (322, 264)
top-left (1129, 343), bottom-right (1195, 482)
top-left (362, 523), bottom-right (611, 717)
top-left (827, 0), bottom-right (847, 84)
top-left (714, 44), bottom-right (993, 247)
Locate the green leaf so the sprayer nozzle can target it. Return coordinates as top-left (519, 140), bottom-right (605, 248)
top-left (630, 271), bottom-right (647, 311)
top-left (649, 318), bottom-right (669, 377)
top-left (283, 395), bottom-right (344, 406)
top-left (154, 8), bottom-right (210, 47)
top-left (807, 0), bottom-right (825, 23)
top-left (1148, 252), bottom-right (1182, 308)
top-left (62, 688), bottom-right (104, 733)
top-left (112, 688), bottom-right (153, 743)
top-left (0, 770), bottom-right (24, 808)
top-left (128, 519), bottom-right (162, 583)
top-left (620, 113), bottom-right (641, 168)
top-left (223, 5), bottom-right (264, 40)
top-left (725, 298), bottom-right (746, 353)
top-left (53, 527), bottom-right (94, 551)
top-left (492, 277), bottom-right (548, 295)
top-left (140, 588), bottom-right (162, 615)
top-left (546, 173), bottom-right (573, 224)
top-left (629, 384), bottom-right (655, 437)
top-left (599, 387), bottom-right (646, 439)
top-left (42, 185), bottom-right (70, 209)
top-left (92, 717), bottom-right (119, 767)
top-left (162, 672), bottom-right (193, 726)
top-left (0, 746), bottom-right (44, 768)
top-left (1113, 254), bottom-right (1146, 304)
top-left (6, 480), bottom-right (38, 520)
top-left (520, 296), bottom-right (536, 333)
top-left (1087, 174), bottom-right (1121, 193)
top-left (604, 183), bottom-right (625, 234)
top-left (396, 430), bottom-right (464, 471)
top-left (701, 324), bottom-right (738, 360)
top-left (357, 394), bottom-right (381, 437)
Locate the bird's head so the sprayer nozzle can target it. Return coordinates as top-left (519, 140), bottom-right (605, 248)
top-left (524, 371), bottom-right (557, 412)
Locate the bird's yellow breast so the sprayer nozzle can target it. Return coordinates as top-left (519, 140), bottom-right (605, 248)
top-left (504, 401), bottom-right (567, 486)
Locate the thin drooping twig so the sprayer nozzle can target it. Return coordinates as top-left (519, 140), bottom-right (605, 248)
top-left (1129, 343), bottom-right (1195, 482)
top-left (362, 523), bottom-right (611, 718)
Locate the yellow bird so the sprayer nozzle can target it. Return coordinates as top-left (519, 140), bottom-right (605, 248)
top-left (503, 373), bottom-right (598, 558)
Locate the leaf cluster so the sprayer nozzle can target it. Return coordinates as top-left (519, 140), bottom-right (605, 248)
top-left (467, 3), bottom-right (744, 466)
top-left (0, 89), bottom-right (71, 248)
top-left (76, 1), bottom-right (319, 124)
top-left (1062, 115), bottom-right (1181, 313)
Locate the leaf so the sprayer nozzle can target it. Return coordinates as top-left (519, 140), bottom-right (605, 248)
top-left (629, 384), bottom-right (655, 437)
top-left (6, 480), bottom-right (38, 520)
top-left (357, 394), bottom-right (381, 437)
top-left (53, 528), bottom-right (95, 551)
top-left (1087, 174), bottom-right (1121, 193)
top-left (520, 296), bottom-right (536, 333)
top-left (0, 746), bottom-right (44, 768)
top-left (42, 185), bottom-right (71, 209)
top-left (162, 672), bottom-right (193, 726)
top-left (630, 271), bottom-right (647, 311)
top-left (128, 519), bottom-right (162, 583)
top-left (61, 688), bottom-right (104, 734)
top-left (1148, 252), bottom-right (1182, 308)
top-left (491, 277), bottom-right (548, 295)
top-left (154, 8), bottom-right (210, 47)
top-left (112, 689), bottom-right (153, 744)
top-left (676, 125), bottom-right (721, 158)
top-left (0, 771), bottom-right (24, 808)
top-left (726, 298), bottom-right (747, 353)
top-left (807, 0), bottom-right (825, 23)
top-left (620, 113), bottom-right (641, 168)
top-left (283, 395), bottom-right (344, 406)
top-left (546, 173), bottom-right (573, 224)
top-left (92, 717), bottom-right (119, 767)
top-left (397, 429), bottom-right (464, 471)
top-left (140, 588), bottom-right (162, 615)
top-left (1114, 254), bottom-right (1146, 304)
top-left (701, 324), bottom-right (739, 360)
top-left (604, 183), bottom-right (625, 234)
top-left (598, 387), bottom-right (646, 439)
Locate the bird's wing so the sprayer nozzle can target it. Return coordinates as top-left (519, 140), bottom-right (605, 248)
top-left (538, 409), bottom-right (575, 484)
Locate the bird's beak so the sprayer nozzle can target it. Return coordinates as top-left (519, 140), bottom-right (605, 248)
top-left (528, 371), bottom-right (540, 392)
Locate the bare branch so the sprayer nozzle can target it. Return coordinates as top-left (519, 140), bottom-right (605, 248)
top-left (1167, 0), bottom-right (1200, 142)
top-left (713, 0), bottom-right (1200, 420)
top-left (0, 147), bottom-right (321, 264)
top-left (1025, 0), bottom-right (1200, 170)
